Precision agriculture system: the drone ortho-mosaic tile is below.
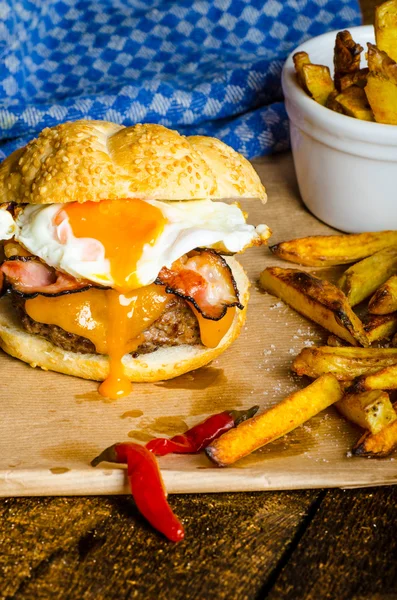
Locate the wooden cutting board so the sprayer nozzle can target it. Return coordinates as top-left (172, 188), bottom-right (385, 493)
top-left (1, 152), bottom-right (396, 497)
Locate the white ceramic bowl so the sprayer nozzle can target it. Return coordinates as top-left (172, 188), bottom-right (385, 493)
top-left (282, 25), bottom-right (397, 233)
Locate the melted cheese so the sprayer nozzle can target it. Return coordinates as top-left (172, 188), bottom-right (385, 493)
top-left (25, 287), bottom-right (235, 398)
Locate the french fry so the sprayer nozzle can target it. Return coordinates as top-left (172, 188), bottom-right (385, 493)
top-left (269, 231), bottom-right (397, 267)
top-left (365, 43), bottom-right (397, 124)
top-left (375, 0), bottom-right (397, 62)
top-left (339, 67), bottom-right (369, 90)
top-left (293, 51), bottom-right (311, 89)
top-left (336, 390), bottom-right (397, 434)
top-left (338, 247), bottom-right (397, 307)
top-left (353, 363), bottom-right (397, 392)
top-left (334, 30), bottom-right (363, 90)
top-left (293, 52), bottom-right (335, 105)
top-left (326, 90), bottom-right (345, 114)
top-left (292, 346), bottom-right (397, 380)
top-left (352, 407), bottom-right (397, 457)
top-left (301, 63), bottom-right (335, 106)
top-left (206, 374), bottom-right (343, 466)
top-left (260, 268), bottom-right (368, 346)
top-left (366, 77), bottom-right (397, 125)
top-left (363, 312), bottom-right (397, 343)
top-left (368, 275), bottom-right (397, 315)
top-left (334, 86), bottom-right (374, 121)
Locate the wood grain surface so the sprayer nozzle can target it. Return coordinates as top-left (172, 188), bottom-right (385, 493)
top-left (1, 2), bottom-right (395, 599)
top-left (267, 487), bottom-right (397, 600)
top-left (0, 492), bottom-right (320, 599)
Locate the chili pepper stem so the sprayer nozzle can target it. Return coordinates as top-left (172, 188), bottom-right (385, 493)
top-left (91, 444), bottom-right (119, 467)
top-left (230, 405), bottom-right (260, 426)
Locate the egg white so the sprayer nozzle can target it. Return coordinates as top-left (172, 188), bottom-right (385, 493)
top-left (0, 200), bottom-right (269, 289)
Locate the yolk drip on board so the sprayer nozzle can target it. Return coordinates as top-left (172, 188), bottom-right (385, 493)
top-left (26, 199), bottom-right (236, 399)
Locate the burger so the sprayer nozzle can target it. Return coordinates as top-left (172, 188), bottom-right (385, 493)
top-left (0, 121), bottom-right (269, 398)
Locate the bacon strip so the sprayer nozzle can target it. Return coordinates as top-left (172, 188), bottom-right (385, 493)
top-left (156, 249), bottom-right (242, 320)
top-left (1, 250), bottom-right (242, 317)
top-left (1, 258), bottom-right (92, 298)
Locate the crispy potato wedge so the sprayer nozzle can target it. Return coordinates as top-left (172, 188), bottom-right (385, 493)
top-left (334, 86), bottom-right (374, 121)
top-left (367, 41), bottom-right (397, 80)
top-left (293, 52), bottom-right (335, 105)
top-left (269, 231), bottom-right (397, 267)
top-left (352, 407), bottom-right (397, 457)
top-left (338, 247), bottom-right (397, 307)
top-left (365, 75), bottom-right (397, 124)
top-left (375, 0), bottom-right (397, 62)
top-left (326, 89), bottom-right (345, 113)
top-left (363, 312), bottom-right (397, 343)
top-left (353, 363), bottom-right (397, 392)
top-left (369, 274), bottom-right (397, 315)
top-left (292, 346), bottom-right (397, 380)
top-left (301, 63), bottom-right (335, 106)
top-left (334, 30), bottom-right (363, 90)
top-left (365, 43), bottom-right (397, 124)
top-left (339, 67), bottom-right (369, 91)
top-left (293, 51), bottom-right (311, 89)
top-left (336, 390), bottom-right (396, 435)
top-left (260, 268), bottom-right (368, 346)
top-left (206, 374), bottom-right (343, 466)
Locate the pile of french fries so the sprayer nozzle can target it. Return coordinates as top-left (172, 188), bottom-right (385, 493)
top-left (206, 230), bottom-right (397, 467)
top-left (293, 0), bottom-right (397, 124)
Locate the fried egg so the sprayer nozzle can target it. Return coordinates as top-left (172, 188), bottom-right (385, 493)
top-left (1, 199), bottom-right (270, 293)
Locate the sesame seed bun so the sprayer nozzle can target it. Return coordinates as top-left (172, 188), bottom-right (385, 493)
top-left (0, 257), bottom-right (249, 383)
top-left (0, 121), bottom-right (267, 205)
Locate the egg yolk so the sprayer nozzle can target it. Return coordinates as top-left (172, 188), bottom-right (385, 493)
top-left (60, 198), bottom-right (167, 397)
top-left (25, 285), bottom-right (172, 399)
top-left (63, 198), bottom-right (167, 292)
top-left (34, 198), bottom-right (235, 399)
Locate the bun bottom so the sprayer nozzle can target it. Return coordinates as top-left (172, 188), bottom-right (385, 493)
top-left (0, 258), bottom-right (249, 383)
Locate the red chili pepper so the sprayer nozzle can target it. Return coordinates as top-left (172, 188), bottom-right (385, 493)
top-left (146, 405), bottom-right (259, 457)
top-left (91, 442), bottom-right (184, 543)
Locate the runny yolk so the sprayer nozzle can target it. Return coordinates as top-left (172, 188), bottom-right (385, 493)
top-left (98, 290), bottom-right (134, 398)
top-left (63, 199), bottom-right (166, 292)
top-left (25, 286), bottom-right (172, 399)
top-left (60, 198), bottom-right (166, 396)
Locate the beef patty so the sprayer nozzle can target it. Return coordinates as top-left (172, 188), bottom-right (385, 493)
top-left (12, 293), bottom-right (201, 356)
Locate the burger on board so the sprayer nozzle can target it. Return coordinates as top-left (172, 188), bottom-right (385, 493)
top-left (0, 121), bottom-right (270, 398)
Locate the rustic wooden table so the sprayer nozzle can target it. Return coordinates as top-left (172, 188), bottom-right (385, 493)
top-left (1, 1), bottom-right (396, 599)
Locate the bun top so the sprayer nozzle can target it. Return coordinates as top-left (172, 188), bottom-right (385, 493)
top-left (0, 121), bottom-right (266, 205)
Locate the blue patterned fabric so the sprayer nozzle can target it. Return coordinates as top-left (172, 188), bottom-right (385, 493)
top-left (0, 0), bottom-right (361, 160)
